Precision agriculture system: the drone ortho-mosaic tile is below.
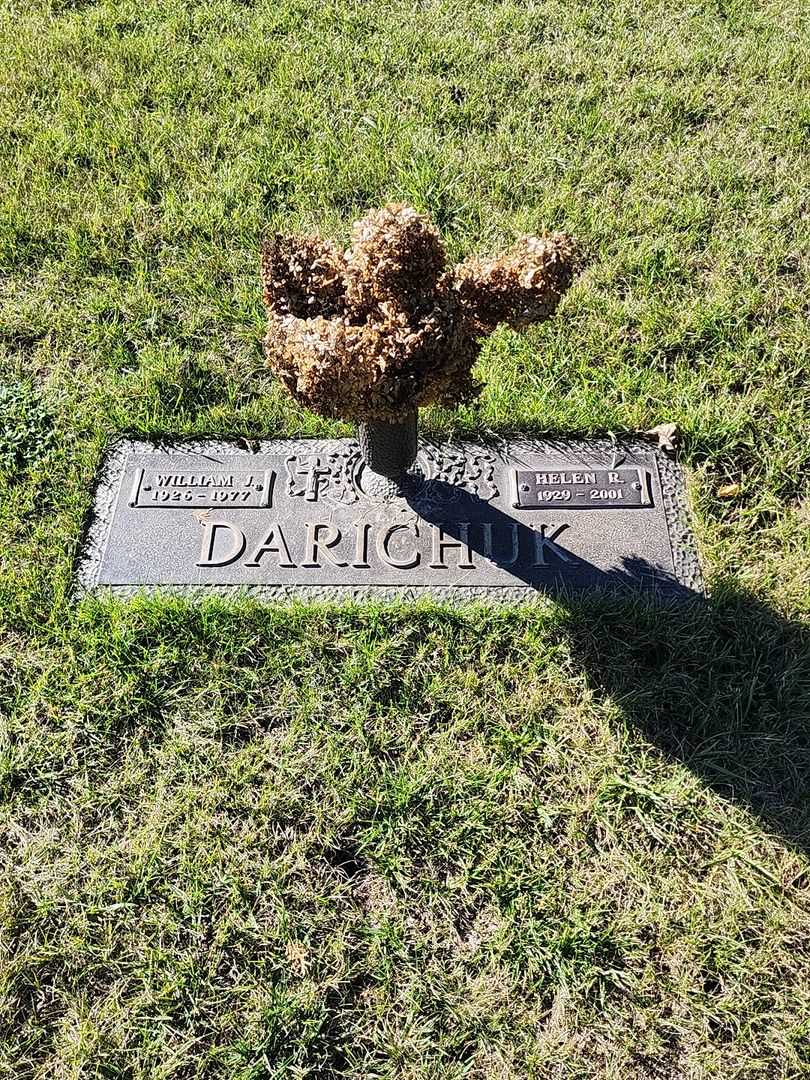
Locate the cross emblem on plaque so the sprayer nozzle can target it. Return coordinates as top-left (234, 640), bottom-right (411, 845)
top-left (286, 455), bottom-right (334, 502)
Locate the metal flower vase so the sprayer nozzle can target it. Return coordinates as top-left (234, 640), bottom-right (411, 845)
top-left (356, 409), bottom-right (418, 485)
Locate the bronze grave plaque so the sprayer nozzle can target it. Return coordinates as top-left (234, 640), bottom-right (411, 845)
top-left (77, 438), bottom-right (704, 602)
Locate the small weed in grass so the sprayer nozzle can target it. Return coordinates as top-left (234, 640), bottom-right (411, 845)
top-left (0, 379), bottom-right (54, 481)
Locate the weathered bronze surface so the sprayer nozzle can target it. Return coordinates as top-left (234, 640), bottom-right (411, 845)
top-left (77, 437), bottom-right (704, 602)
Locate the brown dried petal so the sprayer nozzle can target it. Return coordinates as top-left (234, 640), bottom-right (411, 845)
top-left (261, 205), bottom-right (576, 422)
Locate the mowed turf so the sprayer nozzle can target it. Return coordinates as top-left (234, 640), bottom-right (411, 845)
top-left (1, 0), bottom-right (809, 1076)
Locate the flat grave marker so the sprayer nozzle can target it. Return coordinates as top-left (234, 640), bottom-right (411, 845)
top-left (77, 437), bottom-right (704, 603)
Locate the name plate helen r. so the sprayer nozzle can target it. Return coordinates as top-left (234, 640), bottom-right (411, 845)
top-left (512, 467), bottom-right (652, 509)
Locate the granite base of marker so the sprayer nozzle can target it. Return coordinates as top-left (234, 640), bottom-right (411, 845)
top-left (76, 437), bottom-right (705, 603)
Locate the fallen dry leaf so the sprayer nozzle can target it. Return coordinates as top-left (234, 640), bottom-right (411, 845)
top-left (643, 422), bottom-right (680, 453)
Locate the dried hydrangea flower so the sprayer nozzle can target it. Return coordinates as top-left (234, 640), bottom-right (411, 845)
top-left (262, 203), bottom-right (576, 423)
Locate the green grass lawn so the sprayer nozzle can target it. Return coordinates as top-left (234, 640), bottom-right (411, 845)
top-left (1, 0), bottom-right (809, 1076)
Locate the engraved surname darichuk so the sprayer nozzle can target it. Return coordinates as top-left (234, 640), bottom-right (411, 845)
top-left (429, 525), bottom-right (475, 570)
top-left (481, 522), bottom-right (519, 567)
top-left (532, 523), bottom-right (574, 566)
top-left (379, 523), bottom-right (420, 569)
top-left (196, 521), bottom-right (247, 567)
top-left (194, 518), bottom-right (576, 572)
top-left (245, 523), bottom-right (296, 567)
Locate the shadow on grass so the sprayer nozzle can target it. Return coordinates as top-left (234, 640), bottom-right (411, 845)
top-left (401, 478), bottom-right (810, 853)
top-left (554, 585), bottom-right (810, 856)
top-left (35, 580), bottom-right (807, 1073)
top-left (72, 579), bottom-right (810, 858)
